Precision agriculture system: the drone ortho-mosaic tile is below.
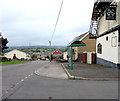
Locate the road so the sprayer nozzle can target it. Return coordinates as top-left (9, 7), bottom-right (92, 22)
top-left (2, 61), bottom-right (119, 100)
top-left (2, 61), bottom-right (45, 96)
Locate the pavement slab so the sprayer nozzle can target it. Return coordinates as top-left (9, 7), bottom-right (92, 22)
top-left (35, 61), bottom-right (68, 79)
top-left (62, 62), bottom-right (119, 81)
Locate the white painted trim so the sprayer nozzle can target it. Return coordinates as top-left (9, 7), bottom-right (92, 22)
top-left (68, 31), bottom-right (89, 45)
top-left (118, 42), bottom-right (120, 46)
top-left (79, 32), bottom-right (89, 41)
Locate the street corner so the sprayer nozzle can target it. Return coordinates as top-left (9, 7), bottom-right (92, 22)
top-left (61, 63), bottom-right (88, 80)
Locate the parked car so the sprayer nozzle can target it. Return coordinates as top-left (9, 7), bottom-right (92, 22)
top-left (1, 57), bottom-right (8, 62)
top-left (41, 58), bottom-right (46, 61)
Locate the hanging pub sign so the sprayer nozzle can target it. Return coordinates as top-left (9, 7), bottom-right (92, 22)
top-left (106, 6), bottom-right (116, 20)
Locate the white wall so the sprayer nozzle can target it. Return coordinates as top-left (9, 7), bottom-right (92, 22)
top-left (97, 31), bottom-right (119, 64)
top-left (63, 52), bottom-right (68, 60)
top-left (4, 49), bottom-right (28, 59)
top-left (118, 46), bottom-right (120, 63)
top-left (87, 52), bottom-right (92, 64)
top-left (74, 47), bottom-right (78, 60)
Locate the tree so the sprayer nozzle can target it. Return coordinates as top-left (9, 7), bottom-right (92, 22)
top-left (64, 48), bottom-right (68, 52)
top-left (0, 37), bottom-right (8, 53)
top-left (31, 55), bottom-right (37, 60)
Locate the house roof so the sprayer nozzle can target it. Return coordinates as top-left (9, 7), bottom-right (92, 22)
top-left (32, 50), bottom-right (53, 56)
top-left (5, 49), bottom-right (27, 55)
top-left (68, 31), bottom-right (92, 45)
top-left (52, 50), bottom-right (63, 54)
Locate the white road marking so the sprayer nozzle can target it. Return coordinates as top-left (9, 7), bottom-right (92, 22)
top-left (24, 77), bottom-right (28, 79)
top-left (16, 83), bottom-right (19, 85)
top-left (3, 73), bottom-right (35, 99)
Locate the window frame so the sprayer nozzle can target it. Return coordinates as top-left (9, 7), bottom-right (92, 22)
top-left (111, 36), bottom-right (117, 47)
top-left (97, 43), bottom-right (102, 54)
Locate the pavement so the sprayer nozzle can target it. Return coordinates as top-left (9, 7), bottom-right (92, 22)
top-left (35, 60), bottom-right (68, 79)
top-left (35, 60), bottom-right (119, 81)
top-left (61, 62), bottom-right (119, 81)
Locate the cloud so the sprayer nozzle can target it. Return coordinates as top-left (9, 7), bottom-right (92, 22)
top-left (1, 0), bottom-right (94, 46)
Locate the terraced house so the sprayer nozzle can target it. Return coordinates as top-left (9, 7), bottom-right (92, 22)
top-left (90, 0), bottom-right (120, 68)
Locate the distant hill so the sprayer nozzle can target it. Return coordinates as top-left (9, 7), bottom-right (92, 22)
top-left (8, 45), bottom-right (67, 50)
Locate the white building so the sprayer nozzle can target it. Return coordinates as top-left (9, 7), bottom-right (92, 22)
top-left (63, 51), bottom-right (68, 60)
top-left (90, 0), bottom-right (120, 68)
top-left (4, 49), bottom-right (31, 60)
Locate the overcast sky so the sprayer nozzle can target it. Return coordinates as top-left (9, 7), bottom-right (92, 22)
top-left (1, 0), bottom-right (94, 46)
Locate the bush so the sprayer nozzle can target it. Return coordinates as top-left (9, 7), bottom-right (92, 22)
top-left (59, 55), bottom-right (63, 59)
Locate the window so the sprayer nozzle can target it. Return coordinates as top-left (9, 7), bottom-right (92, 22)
top-left (106, 36), bottom-right (108, 41)
top-left (97, 43), bottom-right (102, 54)
top-left (111, 36), bottom-right (117, 47)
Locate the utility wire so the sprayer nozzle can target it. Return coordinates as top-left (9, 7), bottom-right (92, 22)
top-left (49, 0), bottom-right (64, 46)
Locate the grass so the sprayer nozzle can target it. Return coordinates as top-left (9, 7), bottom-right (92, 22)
top-left (0, 61), bottom-right (30, 65)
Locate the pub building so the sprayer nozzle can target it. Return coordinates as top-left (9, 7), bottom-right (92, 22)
top-left (89, 0), bottom-right (120, 68)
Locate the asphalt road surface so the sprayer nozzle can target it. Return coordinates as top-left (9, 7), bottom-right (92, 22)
top-left (2, 61), bottom-right (45, 97)
top-left (2, 61), bottom-right (119, 100)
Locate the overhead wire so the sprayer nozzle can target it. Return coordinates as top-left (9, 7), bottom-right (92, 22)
top-left (49, 0), bottom-right (64, 46)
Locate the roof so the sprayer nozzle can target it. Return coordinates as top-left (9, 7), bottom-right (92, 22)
top-left (68, 41), bottom-right (86, 47)
top-left (5, 49), bottom-right (27, 55)
top-left (52, 50), bottom-right (63, 54)
top-left (34, 50), bottom-right (53, 56)
top-left (68, 32), bottom-right (93, 45)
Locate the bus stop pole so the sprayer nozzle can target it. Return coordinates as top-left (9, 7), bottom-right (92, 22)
top-left (69, 47), bottom-right (73, 70)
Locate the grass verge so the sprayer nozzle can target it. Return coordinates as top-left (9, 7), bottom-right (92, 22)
top-left (0, 61), bottom-right (30, 65)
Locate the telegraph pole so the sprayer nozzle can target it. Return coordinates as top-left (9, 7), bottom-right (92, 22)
top-left (50, 0), bottom-right (64, 46)
top-left (49, 41), bottom-right (51, 48)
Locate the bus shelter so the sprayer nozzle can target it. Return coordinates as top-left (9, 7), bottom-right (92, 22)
top-left (67, 41), bottom-right (86, 70)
